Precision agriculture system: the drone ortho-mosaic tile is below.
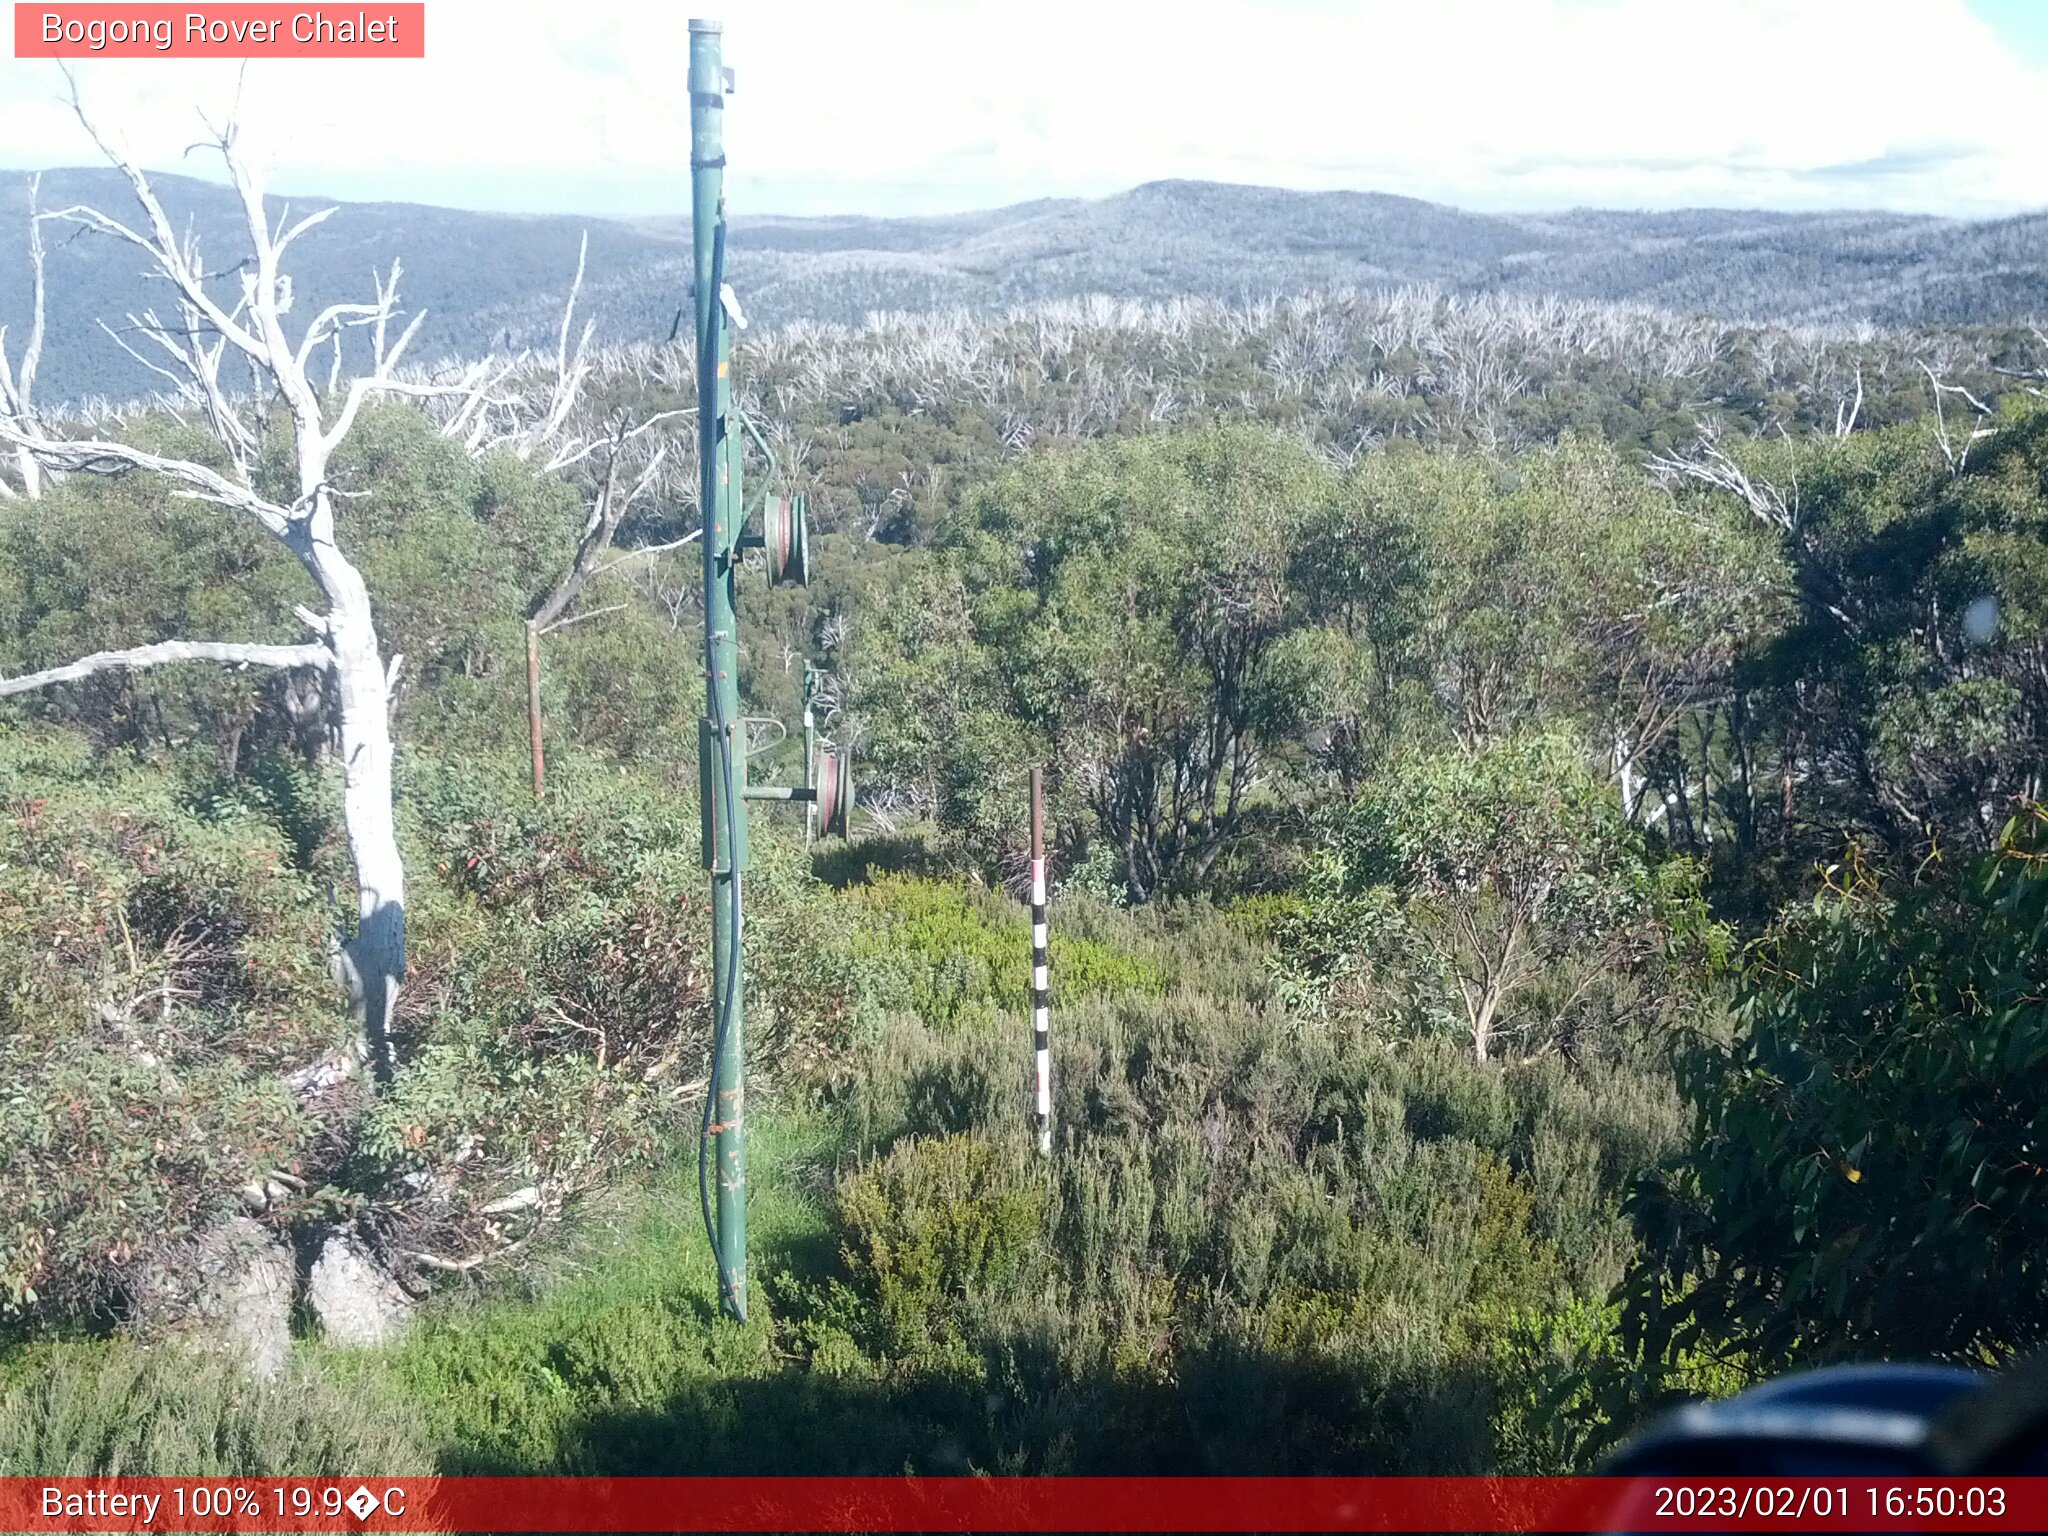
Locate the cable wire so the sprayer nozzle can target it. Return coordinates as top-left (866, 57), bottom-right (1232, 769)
top-left (697, 214), bottom-right (744, 1319)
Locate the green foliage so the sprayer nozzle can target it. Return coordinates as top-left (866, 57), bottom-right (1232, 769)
top-left (541, 600), bottom-right (701, 774)
top-left (0, 424), bottom-right (310, 763)
top-left (0, 726), bottom-right (865, 1329)
top-left (848, 875), bottom-right (1164, 1026)
top-left (852, 429), bottom-right (1792, 912)
top-left (0, 1343), bottom-right (431, 1475)
top-left (0, 725), bottom-right (346, 1316)
top-left (1279, 734), bottom-right (1695, 1061)
top-left (799, 997), bottom-right (1680, 1473)
top-left (853, 424), bottom-right (1340, 898)
top-left (356, 749), bottom-right (867, 1254)
top-left (1305, 438), bottom-right (1787, 768)
top-left (1255, 864), bottom-right (1405, 1017)
top-left (333, 406), bottom-right (575, 693)
top-left (1348, 735), bottom-right (1655, 924)
top-left (1621, 807), bottom-right (2048, 1381)
top-left (317, 1116), bottom-right (905, 1478)
top-left (1644, 406), bottom-right (2048, 873)
top-left (835, 1134), bottom-right (1050, 1355)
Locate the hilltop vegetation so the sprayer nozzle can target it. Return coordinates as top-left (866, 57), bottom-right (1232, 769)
top-left (4, 168), bottom-right (2045, 401)
top-left (2, 163), bottom-right (2047, 1473)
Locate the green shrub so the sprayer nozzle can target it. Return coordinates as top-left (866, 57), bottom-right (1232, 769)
top-left (0, 726), bottom-right (348, 1318)
top-left (1622, 808), bottom-right (2048, 1376)
top-left (791, 986), bottom-right (1672, 1473)
top-left (835, 1133), bottom-right (1049, 1354)
top-left (357, 749), bottom-right (868, 1264)
top-left (0, 1343), bottom-right (431, 1475)
top-left (1399, 1039), bottom-right (1519, 1146)
top-left (849, 875), bottom-right (1164, 1026)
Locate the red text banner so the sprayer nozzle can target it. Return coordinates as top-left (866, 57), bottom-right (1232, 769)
top-left (3, 1477), bottom-right (2047, 1532)
top-left (14, 5), bottom-right (425, 58)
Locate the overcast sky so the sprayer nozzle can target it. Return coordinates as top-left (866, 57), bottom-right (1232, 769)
top-left (2, 0), bottom-right (2044, 220)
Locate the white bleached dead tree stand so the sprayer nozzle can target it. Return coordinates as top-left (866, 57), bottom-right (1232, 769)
top-left (0, 99), bottom-right (454, 1080)
top-left (0, 172), bottom-right (48, 499)
top-left (524, 421), bottom-right (689, 798)
top-left (520, 246), bottom-right (694, 797)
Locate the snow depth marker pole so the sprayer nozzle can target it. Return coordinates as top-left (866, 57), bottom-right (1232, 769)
top-left (1030, 767), bottom-right (1052, 1156)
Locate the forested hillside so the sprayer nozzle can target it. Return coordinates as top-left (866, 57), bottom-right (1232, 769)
top-left (3, 146), bottom-right (2046, 1480)
top-left (4, 168), bottom-right (2044, 401)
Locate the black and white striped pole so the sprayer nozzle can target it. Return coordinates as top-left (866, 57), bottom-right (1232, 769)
top-left (1029, 767), bottom-right (1052, 1156)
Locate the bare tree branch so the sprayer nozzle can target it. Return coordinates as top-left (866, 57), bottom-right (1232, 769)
top-left (0, 639), bottom-right (330, 698)
top-left (0, 420), bottom-right (293, 534)
top-left (50, 79), bottom-right (268, 367)
top-left (1648, 422), bottom-right (1798, 535)
top-left (1921, 362), bottom-right (1997, 475)
top-left (538, 602), bottom-right (627, 637)
top-left (594, 529), bottom-right (702, 577)
top-left (530, 427), bottom-right (676, 633)
top-left (528, 231), bottom-right (595, 462)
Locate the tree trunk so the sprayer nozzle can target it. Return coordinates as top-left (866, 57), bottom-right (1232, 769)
top-left (1614, 731), bottom-right (1641, 821)
top-left (526, 622), bottom-right (545, 800)
top-left (1472, 988), bottom-right (1499, 1064)
top-left (320, 557), bottom-right (405, 1084)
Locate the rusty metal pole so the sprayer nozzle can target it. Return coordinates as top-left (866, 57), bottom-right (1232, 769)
top-left (1029, 768), bottom-right (1051, 1156)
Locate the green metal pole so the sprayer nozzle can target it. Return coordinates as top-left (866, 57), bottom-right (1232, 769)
top-left (690, 16), bottom-right (746, 1323)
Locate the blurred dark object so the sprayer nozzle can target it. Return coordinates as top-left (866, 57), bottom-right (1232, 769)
top-left (1929, 1353), bottom-right (2048, 1474)
top-left (1602, 1363), bottom-right (1988, 1477)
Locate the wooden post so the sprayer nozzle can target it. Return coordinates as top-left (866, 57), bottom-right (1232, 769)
top-left (1029, 767), bottom-right (1051, 1156)
top-left (525, 622), bottom-right (545, 800)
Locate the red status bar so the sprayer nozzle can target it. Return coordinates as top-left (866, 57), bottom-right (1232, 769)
top-left (4, 1476), bottom-right (2046, 1532)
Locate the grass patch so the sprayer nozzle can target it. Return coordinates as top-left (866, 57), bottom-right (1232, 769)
top-left (0, 1343), bottom-right (432, 1476)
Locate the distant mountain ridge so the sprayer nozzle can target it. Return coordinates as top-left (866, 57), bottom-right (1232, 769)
top-left (1, 169), bottom-right (2038, 403)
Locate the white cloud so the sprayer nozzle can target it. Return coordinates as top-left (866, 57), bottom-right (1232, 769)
top-left (0, 0), bottom-right (2041, 217)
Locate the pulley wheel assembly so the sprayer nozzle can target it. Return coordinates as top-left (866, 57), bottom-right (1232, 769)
top-left (762, 492), bottom-right (810, 587)
top-left (814, 747), bottom-right (853, 839)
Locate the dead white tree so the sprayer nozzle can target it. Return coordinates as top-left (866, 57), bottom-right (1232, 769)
top-left (0, 172), bottom-right (48, 499)
top-left (1920, 363), bottom-right (1997, 476)
top-left (1651, 421), bottom-right (1863, 639)
top-left (494, 232), bottom-right (702, 799)
top-left (0, 97), bottom-right (444, 1080)
top-left (524, 412), bottom-right (690, 798)
top-left (1833, 364), bottom-right (1863, 438)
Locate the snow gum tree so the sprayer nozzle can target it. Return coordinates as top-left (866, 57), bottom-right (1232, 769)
top-left (0, 102), bottom-right (456, 1074)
